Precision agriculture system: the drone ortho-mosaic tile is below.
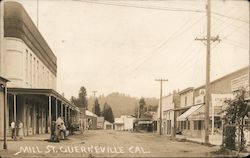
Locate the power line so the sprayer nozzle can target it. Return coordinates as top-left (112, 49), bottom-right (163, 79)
top-left (212, 15), bottom-right (248, 37)
top-left (114, 14), bottom-right (205, 76)
top-left (125, 15), bottom-right (206, 75)
top-left (76, 0), bottom-right (248, 23)
top-left (212, 11), bottom-right (248, 24)
top-left (77, 0), bottom-right (205, 13)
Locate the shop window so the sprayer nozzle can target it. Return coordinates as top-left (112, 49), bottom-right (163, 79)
top-left (200, 120), bottom-right (204, 130)
top-left (181, 121), bottom-right (186, 130)
top-left (194, 120), bottom-right (204, 130)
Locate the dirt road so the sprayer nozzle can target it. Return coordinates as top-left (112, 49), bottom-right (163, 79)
top-left (0, 130), bottom-right (227, 157)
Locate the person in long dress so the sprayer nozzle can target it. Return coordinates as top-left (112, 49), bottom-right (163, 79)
top-left (18, 121), bottom-right (24, 140)
top-left (10, 121), bottom-right (16, 140)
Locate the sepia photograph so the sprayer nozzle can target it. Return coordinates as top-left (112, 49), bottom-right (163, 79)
top-left (0, 0), bottom-right (249, 157)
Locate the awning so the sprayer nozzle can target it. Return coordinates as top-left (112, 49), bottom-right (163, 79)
top-left (177, 105), bottom-right (203, 121)
top-left (138, 121), bottom-right (153, 124)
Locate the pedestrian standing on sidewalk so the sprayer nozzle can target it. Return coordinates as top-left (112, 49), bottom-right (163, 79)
top-left (16, 121), bottom-right (19, 139)
top-left (10, 121), bottom-right (16, 140)
top-left (18, 121), bottom-right (24, 140)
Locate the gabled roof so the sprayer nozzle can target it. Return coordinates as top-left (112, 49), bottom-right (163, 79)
top-left (114, 118), bottom-right (124, 124)
top-left (85, 110), bottom-right (98, 117)
top-left (0, 76), bottom-right (9, 83)
top-left (104, 120), bottom-right (113, 125)
top-left (178, 87), bottom-right (194, 95)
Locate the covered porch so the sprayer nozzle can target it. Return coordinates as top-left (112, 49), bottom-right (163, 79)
top-left (6, 88), bottom-right (79, 137)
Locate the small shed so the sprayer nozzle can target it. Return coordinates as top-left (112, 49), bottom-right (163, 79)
top-left (104, 120), bottom-right (113, 130)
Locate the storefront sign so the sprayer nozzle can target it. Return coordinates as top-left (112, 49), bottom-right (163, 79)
top-left (211, 93), bottom-right (234, 107)
top-left (231, 74), bottom-right (249, 92)
top-left (199, 89), bottom-right (205, 96)
top-left (194, 95), bottom-right (204, 105)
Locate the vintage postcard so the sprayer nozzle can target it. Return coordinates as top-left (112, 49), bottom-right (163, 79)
top-left (0, 0), bottom-right (249, 157)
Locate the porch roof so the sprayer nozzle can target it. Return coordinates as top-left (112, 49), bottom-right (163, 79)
top-left (7, 87), bottom-right (79, 111)
top-left (0, 76), bottom-right (9, 83)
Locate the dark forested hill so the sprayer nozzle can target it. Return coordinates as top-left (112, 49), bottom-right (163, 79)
top-left (87, 92), bottom-right (158, 117)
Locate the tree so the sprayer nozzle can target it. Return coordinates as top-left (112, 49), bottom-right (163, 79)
top-left (139, 97), bottom-right (146, 118)
top-left (223, 88), bottom-right (249, 151)
top-left (92, 99), bottom-right (101, 116)
top-left (70, 96), bottom-right (78, 105)
top-left (78, 87), bottom-right (88, 108)
top-left (70, 87), bottom-right (88, 109)
top-left (102, 102), bottom-right (114, 123)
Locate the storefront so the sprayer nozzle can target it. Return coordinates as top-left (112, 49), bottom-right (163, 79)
top-left (6, 88), bottom-right (80, 137)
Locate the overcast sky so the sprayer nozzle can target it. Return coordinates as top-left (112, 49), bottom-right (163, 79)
top-left (14, 0), bottom-right (249, 99)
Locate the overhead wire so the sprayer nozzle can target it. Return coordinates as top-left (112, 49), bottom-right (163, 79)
top-left (122, 14), bottom-right (206, 76)
top-left (76, 0), bottom-right (248, 23)
top-left (73, 0), bottom-right (248, 91)
top-left (166, 4), bottom-right (243, 90)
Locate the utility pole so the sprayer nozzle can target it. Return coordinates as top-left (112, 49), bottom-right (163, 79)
top-left (248, 0), bottom-right (250, 146)
top-left (0, 0), bottom-right (4, 75)
top-left (155, 78), bottom-right (168, 135)
top-left (92, 90), bottom-right (97, 98)
top-left (37, 0), bottom-right (39, 28)
top-left (195, 0), bottom-right (220, 145)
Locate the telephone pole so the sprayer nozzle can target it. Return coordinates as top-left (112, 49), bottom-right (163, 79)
top-left (155, 78), bottom-right (168, 135)
top-left (0, 0), bottom-right (4, 75)
top-left (37, 0), bottom-right (39, 28)
top-left (195, 0), bottom-right (220, 145)
top-left (92, 90), bottom-right (97, 98)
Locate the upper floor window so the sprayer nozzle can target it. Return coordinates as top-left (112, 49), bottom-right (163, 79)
top-left (185, 96), bottom-right (187, 106)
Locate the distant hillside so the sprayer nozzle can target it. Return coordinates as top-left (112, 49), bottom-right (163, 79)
top-left (87, 92), bottom-right (158, 118)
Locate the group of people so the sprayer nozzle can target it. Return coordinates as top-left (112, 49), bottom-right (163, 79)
top-left (10, 120), bottom-right (24, 140)
top-left (51, 117), bottom-right (67, 142)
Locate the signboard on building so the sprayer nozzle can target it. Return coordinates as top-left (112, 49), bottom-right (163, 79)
top-left (211, 93), bottom-right (234, 107)
top-left (194, 95), bottom-right (205, 105)
top-left (231, 74), bottom-right (249, 92)
top-left (199, 89), bottom-right (205, 96)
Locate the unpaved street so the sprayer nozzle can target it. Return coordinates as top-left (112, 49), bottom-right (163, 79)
top-left (0, 130), bottom-right (224, 157)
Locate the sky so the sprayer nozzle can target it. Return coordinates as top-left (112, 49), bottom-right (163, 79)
top-left (14, 0), bottom-right (249, 99)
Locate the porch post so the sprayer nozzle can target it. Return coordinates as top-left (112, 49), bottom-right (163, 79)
top-left (65, 105), bottom-right (67, 123)
top-left (48, 95), bottom-right (51, 133)
top-left (69, 107), bottom-right (71, 122)
top-left (55, 98), bottom-right (58, 119)
top-left (61, 102), bottom-right (63, 117)
top-left (13, 94), bottom-right (17, 138)
top-left (41, 106), bottom-right (44, 134)
top-left (13, 94), bottom-right (16, 122)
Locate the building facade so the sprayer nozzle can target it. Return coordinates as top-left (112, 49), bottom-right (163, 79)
top-left (174, 87), bottom-right (194, 134)
top-left (2, 2), bottom-right (56, 89)
top-left (158, 91), bottom-right (179, 136)
top-left (0, 1), bottom-right (79, 138)
top-left (114, 115), bottom-right (135, 131)
top-left (104, 120), bottom-right (113, 130)
top-left (175, 67), bottom-right (249, 141)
